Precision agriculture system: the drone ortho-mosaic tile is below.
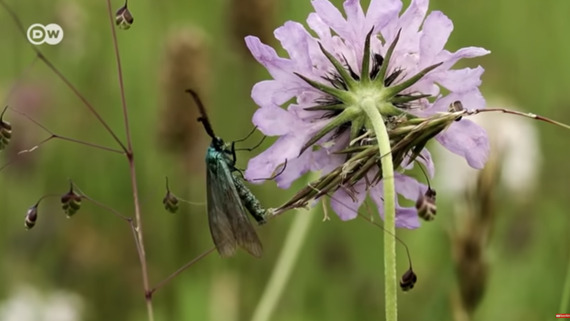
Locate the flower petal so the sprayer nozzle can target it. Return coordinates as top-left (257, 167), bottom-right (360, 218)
top-left (274, 150), bottom-right (313, 188)
top-left (436, 119), bottom-right (490, 169)
top-left (368, 180), bottom-right (421, 229)
top-left (252, 105), bottom-right (300, 136)
top-left (275, 22), bottom-right (314, 73)
top-left (419, 11), bottom-right (453, 65)
top-left (312, 0), bottom-right (350, 41)
top-left (366, 0), bottom-right (402, 32)
top-left (394, 173), bottom-right (427, 201)
top-left (330, 181), bottom-right (367, 220)
top-left (394, 205), bottom-right (421, 229)
top-left (251, 80), bottom-right (303, 107)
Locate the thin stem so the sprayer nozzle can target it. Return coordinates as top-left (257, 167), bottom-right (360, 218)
top-left (149, 247), bottom-right (216, 296)
top-left (104, 1), bottom-right (153, 320)
top-left (80, 194), bottom-right (132, 222)
top-left (9, 107), bottom-right (124, 154)
top-left (559, 250), bottom-right (570, 312)
top-left (466, 108), bottom-right (570, 130)
top-left (360, 99), bottom-right (397, 321)
top-left (0, 0), bottom-right (128, 153)
top-left (251, 188), bottom-right (316, 321)
top-left (0, 136), bottom-right (54, 171)
top-left (106, 1), bottom-right (132, 151)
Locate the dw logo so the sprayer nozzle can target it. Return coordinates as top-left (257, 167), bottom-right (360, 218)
top-left (26, 23), bottom-right (64, 45)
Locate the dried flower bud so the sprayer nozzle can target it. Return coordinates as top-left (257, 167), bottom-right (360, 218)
top-left (116, 2), bottom-right (134, 30)
top-left (163, 191), bottom-right (179, 214)
top-left (163, 177), bottom-right (179, 213)
top-left (400, 268), bottom-right (417, 291)
top-left (449, 101), bottom-right (464, 121)
top-left (61, 186), bottom-right (82, 218)
top-left (25, 205), bottom-right (38, 230)
top-left (416, 188), bottom-right (437, 221)
top-left (0, 106), bottom-right (12, 151)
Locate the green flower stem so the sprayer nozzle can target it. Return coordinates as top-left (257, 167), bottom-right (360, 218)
top-left (559, 248), bottom-right (570, 312)
top-left (360, 98), bottom-right (398, 321)
top-left (251, 187), bottom-right (317, 321)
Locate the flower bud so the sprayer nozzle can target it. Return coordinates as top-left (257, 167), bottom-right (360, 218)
top-left (25, 205), bottom-right (38, 230)
top-left (416, 188), bottom-right (437, 221)
top-left (163, 191), bottom-right (179, 214)
top-left (0, 106), bottom-right (12, 151)
top-left (115, 2), bottom-right (134, 30)
top-left (400, 268), bottom-right (417, 291)
top-left (61, 187), bottom-right (82, 218)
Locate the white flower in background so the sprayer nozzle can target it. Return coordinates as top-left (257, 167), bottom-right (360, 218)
top-left (0, 285), bottom-right (83, 321)
top-left (436, 98), bottom-right (541, 200)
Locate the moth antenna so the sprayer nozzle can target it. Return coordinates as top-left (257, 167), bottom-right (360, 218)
top-left (186, 89), bottom-right (216, 139)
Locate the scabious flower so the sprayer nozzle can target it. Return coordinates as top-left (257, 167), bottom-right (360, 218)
top-left (245, 0), bottom-right (490, 228)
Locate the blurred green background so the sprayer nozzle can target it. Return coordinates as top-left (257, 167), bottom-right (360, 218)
top-left (1, 0), bottom-right (570, 320)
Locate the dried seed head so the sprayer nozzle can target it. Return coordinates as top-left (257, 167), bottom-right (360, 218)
top-left (163, 191), bottom-right (179, 214)
top-left (25, 205), bottom-right (38, 230)
top-left (116, 1), bottom-right (134, 30)
top-left (228, 0), bottom-right (276, 57)
top-left (399, 268), bottom-right (417, 291)
top-left (416, 187), bottom-right (437, 221)
top-left (158, 27), bottom-right (210, 169)
top-left (0, 106), bottom-right (12, 151)
top-left (61, 184), bottom-right (82, 218)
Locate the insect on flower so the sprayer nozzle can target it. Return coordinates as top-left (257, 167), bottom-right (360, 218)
top-left (187, 89), bottom-right (268, 258)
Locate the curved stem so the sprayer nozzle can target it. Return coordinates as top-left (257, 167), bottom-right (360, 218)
top-left (251, 188), bottom-right (316, 321)
top-left (360, 99), bottom-right (397, 321)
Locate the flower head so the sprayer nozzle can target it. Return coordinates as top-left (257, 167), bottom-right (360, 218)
top-left (245, 0), bottom-right (490, 227)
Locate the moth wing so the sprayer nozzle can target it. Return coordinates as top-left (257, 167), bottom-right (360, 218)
top-left (207, 161), bottom-right (238, 258)
top-left (207, 159), bottom-right (263, 258)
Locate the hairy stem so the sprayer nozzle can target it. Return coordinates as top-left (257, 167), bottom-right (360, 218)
top-left (251, 189), bottom-right (316, 321)
top-left (361, 99), bottom-right (397, 321)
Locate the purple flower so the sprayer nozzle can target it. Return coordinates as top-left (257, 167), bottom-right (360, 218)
top-left (244, 0), bottom-right (490, 228)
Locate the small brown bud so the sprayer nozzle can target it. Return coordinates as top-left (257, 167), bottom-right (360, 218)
top-left (400, 268), bottom-right (417, 291)
top-left (61, 185), bottom-right (82, 218)
top-left (163, 191), bottom-right (179, 214)
top-left (0, 106), bottom-right (12, 151)
top-left (416, 188), bottom-right (437, 221)
top-left (25, 205), bottom-right (38, 230)
top-left (449, 100), bottom-right (464, 121)
top-left (116, 1), bottom-right (134, 30)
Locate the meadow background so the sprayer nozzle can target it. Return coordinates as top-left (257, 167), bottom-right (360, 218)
top-left (1, 0), bottom-right (570, 320)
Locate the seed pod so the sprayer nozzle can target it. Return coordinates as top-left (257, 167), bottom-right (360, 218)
top-left (0, 106), bottom-right (12, 151)
top-left (61, 186), bottom-right (82, 218)
top-left (25, 205), bottom-right (38, 230)
top-left (116, 1), bottom-right (134, 30)
top-left (416, 187), bottom-right (437, 221)
top-left (163, 191), bottom-right (179, 214)
top-left (400, 268), bottom-right (417, 291)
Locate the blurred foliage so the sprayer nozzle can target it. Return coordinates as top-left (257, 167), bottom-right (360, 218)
top-left (0, 0), bottom-right (569, 320)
